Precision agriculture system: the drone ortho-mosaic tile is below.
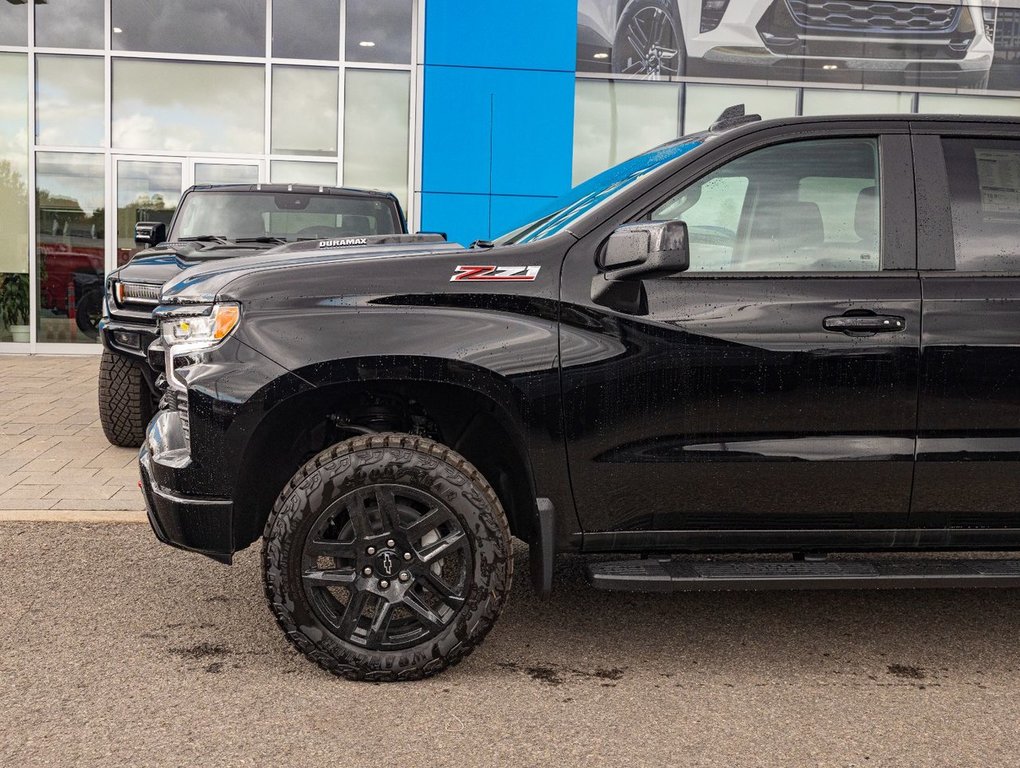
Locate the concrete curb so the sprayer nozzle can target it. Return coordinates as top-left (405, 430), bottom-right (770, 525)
top-left (0, 510), bottom-right (147, 524)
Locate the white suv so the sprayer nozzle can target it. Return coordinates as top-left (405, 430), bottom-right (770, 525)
top-left (577, 0), bottom-right (994, 88)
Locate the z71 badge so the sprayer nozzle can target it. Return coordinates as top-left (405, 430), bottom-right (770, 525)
top-left (450, 265), bottom-right (541, 282)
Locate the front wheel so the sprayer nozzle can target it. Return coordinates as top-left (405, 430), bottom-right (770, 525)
top-left (262, 433), bottom-right (513, 682)
top-left (612, 0), bottom-right (686, 78)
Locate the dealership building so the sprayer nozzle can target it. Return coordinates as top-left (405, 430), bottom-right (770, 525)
top-left (1, 0), bottom-right (1018, 351)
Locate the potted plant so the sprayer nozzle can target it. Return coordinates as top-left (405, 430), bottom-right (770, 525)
top-left (0, 273), bottom-right (30, 342)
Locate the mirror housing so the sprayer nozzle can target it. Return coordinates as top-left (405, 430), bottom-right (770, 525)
top-left (134, 221), bottom-right (167, 248)
top-left (601, 220), bottom-right (689, 280)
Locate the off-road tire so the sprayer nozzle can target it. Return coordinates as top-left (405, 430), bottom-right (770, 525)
top-left (263, 432), bottom-right (513, 682)
top-left (98, 351), bottom-right (154, 447)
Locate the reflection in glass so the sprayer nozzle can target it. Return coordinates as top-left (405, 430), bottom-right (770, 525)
top-left (117, 161), bottom-right (182, 266)
top-left (573, 79), bottom-right (679, 184)
top-left (918, 93), bottom-right (1020, 116)
top-left (343, 70), bottom-right (409, 206)
top-left (346, 0), bottom-right (413, 64)
top-left (0, 54), bottom-right (29, 342)
top-left (683, 84), bottom-right (798, 133)
top-left (270, 161), bottom-right (337, 186)
top-left (112, 0), bottom-right (265, 57)
top-left (0, 2), bottom-right (26, 47)
top-left (113, 59), bottom-right (264, 154)
top-left (194, 164), bottom-right (260, 185)
top-left (801, 89), bottom-right (914, 116)
top-left (273, 0), bottom-right (339, 60)
top-left (272, 67), bottom-right (338, 156)
top-left (36, 0), bottom-right (104, 49)
top-left (35, 153), bottom-right (105, 344)
top-left (36, 55), bottom-right (104, 148)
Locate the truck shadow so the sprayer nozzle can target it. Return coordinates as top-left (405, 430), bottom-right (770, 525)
top-left (477, 546), bottom-right (1020, 685)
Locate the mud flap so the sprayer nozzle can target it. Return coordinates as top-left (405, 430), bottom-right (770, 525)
top-left (529, 497), bottom-right (555, 599)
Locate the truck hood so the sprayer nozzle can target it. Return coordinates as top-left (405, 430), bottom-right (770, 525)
top-left (111, 241), bottom-right (278, 286)
top-left (161, 234), bottom-right (462, 304)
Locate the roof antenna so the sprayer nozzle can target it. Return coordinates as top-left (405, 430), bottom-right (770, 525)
top-left (709, 104), bottom-right (762, 133)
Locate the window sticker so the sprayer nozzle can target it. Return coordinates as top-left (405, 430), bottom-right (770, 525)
top-left (975, 149), bottom-right (1020, 218)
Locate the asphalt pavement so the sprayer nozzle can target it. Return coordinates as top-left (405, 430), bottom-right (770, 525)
top-left (2, 522), bottom-right (1019, 767)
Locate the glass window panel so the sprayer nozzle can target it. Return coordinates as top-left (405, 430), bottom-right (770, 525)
top-left (572, 79), bottom-right (679, 185)
top-left (36, 55), bottom-right (104, 148)
top-left (651, 139), bottom-right (881, 272)
top-left (343, 70), bottom-right (409, 207)
top-left (112, 0), bottom-right (265, 57)
top-left (273, 0), bottom-right (339, 60)
top-left (0, 54), bottom-right (29, 342)
top-left (113, 60), bottom-right (264, 154)
top-left (801, 89), bottom-right (914, 116)
top-left (117, 161), bottom-right (182, 267)
top-left (194, 163), bottom-right (260, 185)
top-left (270, 160), bottom-right (337, 186)
top-left (683, 84), bottom-right (798, 134)
top-left (35, 0), bottom-right (103, 49)
top-left (272, 66), bottom-right (338, 156)
top-left (942, 137), bottom-right (1020, 272)
top-left (917, 93), bottom-right (1020, 116)
top-left (346, 0), bottom-right (413, 64)
top-left (35, 152), bottom-right (105, 344)
top-left (0, 2), bottom-right (26, 47)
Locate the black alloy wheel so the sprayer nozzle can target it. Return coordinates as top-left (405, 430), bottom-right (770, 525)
top-left (613, 0), bottom-right (686, 78)
top-left (301, 484), bottom-right (471, 651)
top-left (263, 433), bottom-right (513, 681)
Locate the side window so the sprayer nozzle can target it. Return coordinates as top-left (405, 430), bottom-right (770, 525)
top-left (942, 138), bottom-right (1020, 272)
top-left (651, 138), bottom-right (881, 272)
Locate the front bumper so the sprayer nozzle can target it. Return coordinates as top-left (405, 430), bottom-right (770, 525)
top-left (139, 409), bottom-right (234, 563)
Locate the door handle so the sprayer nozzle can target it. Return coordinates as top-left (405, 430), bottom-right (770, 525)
top-left (823, 313), bottom-right (905, 335)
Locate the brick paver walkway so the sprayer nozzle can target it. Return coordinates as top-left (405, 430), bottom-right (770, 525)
top-left (0, 355), bottom-right (143, 513)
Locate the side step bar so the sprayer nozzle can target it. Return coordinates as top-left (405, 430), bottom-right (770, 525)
top-left (588, 558), bottom-right (1020, 592)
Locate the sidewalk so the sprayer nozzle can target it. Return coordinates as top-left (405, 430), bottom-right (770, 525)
top-left (0, 354), bottom-right (144, 518)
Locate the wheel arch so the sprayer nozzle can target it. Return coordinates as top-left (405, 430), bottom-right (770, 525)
top-left (231, 357), bottom-right (541, 552)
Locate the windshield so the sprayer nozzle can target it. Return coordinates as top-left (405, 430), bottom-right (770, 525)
top-left (493, 137), bottom-right (705, 245)
top-left (172, 191), bottom-right (401, 242)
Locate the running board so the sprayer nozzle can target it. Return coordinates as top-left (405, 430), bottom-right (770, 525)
top-left (587, 558), bottom-right (1020, 592)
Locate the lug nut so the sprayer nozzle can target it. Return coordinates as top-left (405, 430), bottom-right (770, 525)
top-left (362, 567), bottom-right (373, 577)
top-left (379, 580), bottom-right (390, 589)
top-left (366, 546), bottom-right (376, 555)
top-left (403, 552), bottom-right (412, 561)
top-left (386, 539), bottom-right (396, 548)
top-left (398, 572), bottom-right (410, 583)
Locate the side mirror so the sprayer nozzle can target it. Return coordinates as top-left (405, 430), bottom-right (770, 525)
top-left (601, 220), bottom-right (689, 279)
top-left (134, 221), bottom-right (167, 248)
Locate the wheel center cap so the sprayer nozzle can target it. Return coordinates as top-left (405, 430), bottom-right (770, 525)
top-left (375, 549), bottom-right (400, 578)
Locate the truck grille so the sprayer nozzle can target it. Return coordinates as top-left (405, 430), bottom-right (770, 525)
top-left (785, 0), bottom-right (961, 32)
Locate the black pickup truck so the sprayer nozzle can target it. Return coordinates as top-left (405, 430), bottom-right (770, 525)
top-left (99, 183), bottom-right (406, 446)
top-left (140, 111), bottom-right (1020, 682)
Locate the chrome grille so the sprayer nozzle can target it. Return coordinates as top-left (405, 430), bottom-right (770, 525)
top-left (178, 390), bottom-right (190, 444)
top-left (785, 0), bottom-right (961, 32)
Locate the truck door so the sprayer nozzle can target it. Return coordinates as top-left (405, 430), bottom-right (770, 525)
top-left (911, 123), bottom-right (1020, 526)
top-left (559, 130), bottom-right (921, 534)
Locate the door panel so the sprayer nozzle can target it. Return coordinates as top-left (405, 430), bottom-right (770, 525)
top-left (912, 128), bottom-right (1020, 527)
top-left (560, 133), bottom-right (920, 533)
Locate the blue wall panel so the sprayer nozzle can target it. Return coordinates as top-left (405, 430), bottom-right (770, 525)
top-left (424, 0), bottom-right (577, 72)
top-left (419, 0), bottom-right (577, 241)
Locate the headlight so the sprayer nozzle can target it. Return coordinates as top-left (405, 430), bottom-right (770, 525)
top-left (160, 303), bottom-right (241, 351)
top-left (159, 303), bottom-right (241, 393)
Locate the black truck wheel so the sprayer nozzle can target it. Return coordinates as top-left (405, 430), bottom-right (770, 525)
top-left (263, 433), bottom-right (513, 682)
top-left (98, 351), bottom-right (155, 447)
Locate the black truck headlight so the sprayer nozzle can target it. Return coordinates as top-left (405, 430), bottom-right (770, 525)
top-left (158, 303), bottom-right (241, 391)
top-left (701, 0), bottom-right (730, 32)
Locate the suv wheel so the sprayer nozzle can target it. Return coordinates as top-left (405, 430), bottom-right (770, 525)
top-left (613, 0), bottom-right (686, 77)
top-left (98, 351), bottom-right (155, 447)
top-left (263, 433), bottom-right (513, 682)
